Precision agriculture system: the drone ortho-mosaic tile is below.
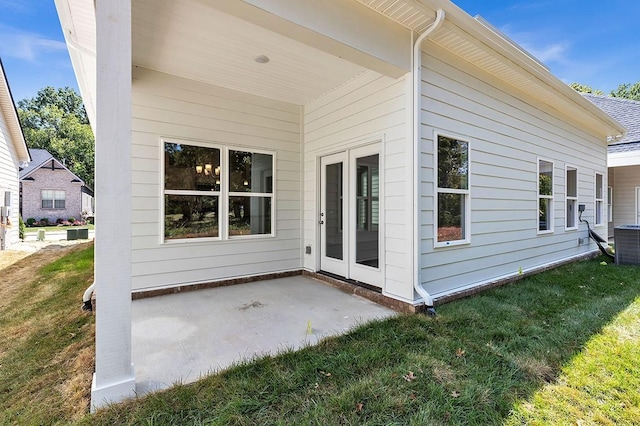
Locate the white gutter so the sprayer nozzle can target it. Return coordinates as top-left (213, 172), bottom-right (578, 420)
top-left (412, 9), bottom-right (445, 313)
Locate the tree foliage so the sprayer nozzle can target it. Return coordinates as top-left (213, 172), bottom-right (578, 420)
top-left (569, 83), bottom-right (604, 95)
top-left (610, 81), bottom-right (640, 101)
top-left (17, 87), bottom-right (94, 189)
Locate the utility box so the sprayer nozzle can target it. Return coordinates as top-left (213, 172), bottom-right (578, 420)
top-left (67, 229), bottom-right (79, 241)
top-left (37, 229), bottom-right (45, 241)
top-left (78, 228), bottom-right (89, 239)
top-left (614, 225), bottom-right (640, 265)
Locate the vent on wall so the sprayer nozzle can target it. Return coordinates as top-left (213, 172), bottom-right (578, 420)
top-left (614, 225), bottom-right (640, 265)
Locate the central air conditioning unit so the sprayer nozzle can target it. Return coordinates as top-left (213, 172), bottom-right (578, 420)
top-left (614, 225), bottom-right (640, 265)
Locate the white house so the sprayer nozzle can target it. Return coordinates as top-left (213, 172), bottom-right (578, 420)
top-left (0, 58), bottom-right (30, 250)
top-left (55, 0), bottom-right (626, 409)
top-left (582, 94), bottom-right (640, 237)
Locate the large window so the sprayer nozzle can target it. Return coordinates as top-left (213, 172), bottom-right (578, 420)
top-left (566, 166), bottom-right (578, 230)
top-left (595, 173), bottom-right (604, 226)
top-left (436, 134), bottom-right (469, 246)
top-left (538, 159), bottom-right (553, 233)
top-left (228, 150), bottom-right (273, 236)
top-left (41, 190), bottom-right (65, 209)
top-left (163, 141), bottom-right (274, 242)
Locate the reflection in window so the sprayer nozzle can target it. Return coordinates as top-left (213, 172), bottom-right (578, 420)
top-left (165, 195), bottom-right (219, 240)
top-left (595, 173), bottom-right (604, 226)
top-left (566, 167), bottom-right (577, 229)
top-left (436, 135), bottom-right (469, 245)
top-left (228, 150), bottom-right (273, 237)
top-left (538, 159), bottom-right (553, 232)
top-left (164, 142), bottom-right (221, 241)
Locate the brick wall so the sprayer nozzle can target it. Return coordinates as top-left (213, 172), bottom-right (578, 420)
top-left (21, 167), bottom-right (85, 222)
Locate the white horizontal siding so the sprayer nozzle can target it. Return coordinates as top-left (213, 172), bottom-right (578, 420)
top-left (419, 43), bottom-right (608, 298)
top-left (303, 70), bottom-right (413, 300)
top-left (0, 111), bottom-right (20, 248)
top-left (131, 68), bottom-right (301, 291)
top-left (610, 165), bottom-right (640, 229)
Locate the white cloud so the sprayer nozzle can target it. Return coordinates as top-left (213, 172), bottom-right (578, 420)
top-left (0, 24), bottom-right (67, 62)
top-left (521, 42), bottom-right (569, 64)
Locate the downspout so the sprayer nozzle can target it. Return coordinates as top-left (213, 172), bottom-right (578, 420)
top-left (412, 9), bottom-right (445, 315)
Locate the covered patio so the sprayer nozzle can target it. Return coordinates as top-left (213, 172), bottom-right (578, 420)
top-left (132, 275), bottom-right (395, 394)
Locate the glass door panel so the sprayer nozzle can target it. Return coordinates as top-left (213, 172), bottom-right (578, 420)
top-left (325, 162), bottom-right (343, 260)
top-left (355, 154), bottom-right (379, 268)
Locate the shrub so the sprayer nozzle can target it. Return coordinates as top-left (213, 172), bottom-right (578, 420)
top-left (56, 218), bottom-right (64, 225)
top-left (39, 218), bottom-right (49, 226)
top-left (68, 217), bottom-right (76, 223)
top-left (26, 218), bottom-right (36, 227)
top-left (19, 216), bottom-right (25, 240)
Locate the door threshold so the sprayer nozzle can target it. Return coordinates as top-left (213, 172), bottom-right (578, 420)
top-left (317, 270), bottom-right (382, 293)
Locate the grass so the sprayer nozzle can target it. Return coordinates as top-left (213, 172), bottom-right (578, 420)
top-left (24, 224), bottom-right (95, 233)
top-left (1, 247), bottom-right (638, 424)
top-left (0, 243), bottom-right (95, 425)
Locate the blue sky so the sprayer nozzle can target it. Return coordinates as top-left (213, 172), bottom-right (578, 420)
top-left (1, 0), bottom-right (639, 102)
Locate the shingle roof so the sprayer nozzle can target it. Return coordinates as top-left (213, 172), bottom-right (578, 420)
top-left (19, 149), bottom-right (54, 178)
top-left (20, 148), bottom-right (87, 186)
top-left (582, 94), bottom-right (640, 145)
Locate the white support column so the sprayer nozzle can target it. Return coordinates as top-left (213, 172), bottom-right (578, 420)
top-left (91, 0), bottom-right (135, 411)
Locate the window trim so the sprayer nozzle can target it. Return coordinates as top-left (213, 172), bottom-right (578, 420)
top-left (607, 186), bottom-right (613, 223)
top-left (434, 131), bottom-right (471, 248)
top-left (565, 165), bottom-right (578, 231)
top-left (537, 158), bottom-right (554, 235)
top-left (595, 172), bottom-right (604, 227)
top-left (161, 138), bottom-right (276, 243)
top-left (226, 146), bottom-right (276, 240)
top-left (41, 189), bottom-right (66, 210)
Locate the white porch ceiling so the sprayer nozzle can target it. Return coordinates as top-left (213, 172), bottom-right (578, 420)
top-left (132, 0), bottom-right (368, 106)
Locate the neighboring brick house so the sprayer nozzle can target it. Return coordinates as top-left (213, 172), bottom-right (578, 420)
top-left (20, 148), bottom-right (93, 224)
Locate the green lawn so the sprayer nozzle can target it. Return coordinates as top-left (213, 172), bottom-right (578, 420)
top-left (24, 224), bottom-right (95, 233)
top-left (1, 246), bottom-right (638, 425)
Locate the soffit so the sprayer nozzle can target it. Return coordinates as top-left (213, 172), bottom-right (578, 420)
top-left (0, 61), bottom-right (29, 162)
top-left (132, 0), bottom-right (368, 106)
top-left (356, 0), bottom-right (625, 137)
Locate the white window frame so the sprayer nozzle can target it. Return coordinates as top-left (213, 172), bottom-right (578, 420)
top-left (434, 131), bottom-right (470, 248)
top-left (226, 146), bottom-right (276, 240)
top-left (41, 190), bottom-right (66, 210)
top-left (607, 186), bottom-right (613, 223)
top-left (161, 138), bottom-right (275, 243)
top-left (595, 172), bottom-right (604, 226)
top-left (565, 165), bottom-right (578, 231)
top-left (537, 158), bottom-right (554, 234)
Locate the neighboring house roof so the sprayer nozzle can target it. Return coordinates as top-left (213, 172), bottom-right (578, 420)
top-left (582, 94), bottom-right (640, 145)
top-left (0, 58), bottom-right (30, 164)
top-left (19, 148), bottom-right (86, 185)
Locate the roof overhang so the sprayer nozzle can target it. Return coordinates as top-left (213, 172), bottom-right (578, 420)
top-left (0, 59), bottom-right (30, 163)
top-left (355, 0), bottom-right (627, 140)
top-left (55, 0), bottom-right (626, 140)
top-left (609, 151), bottom-right (640, 168)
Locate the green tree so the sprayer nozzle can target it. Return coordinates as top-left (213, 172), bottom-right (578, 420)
top-left (610, 81), bottom-right (640, 101)
top-left (569, 83), bottom-right (604, 95)
top-left (17, 87), bottom-right (94, 189)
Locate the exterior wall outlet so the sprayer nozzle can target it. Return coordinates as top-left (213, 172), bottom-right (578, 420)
top-left (305, 245), bottom-right (312, 254)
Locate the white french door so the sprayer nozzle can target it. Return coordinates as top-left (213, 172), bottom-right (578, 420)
top-left (319, 144), bottom-right (382, 287)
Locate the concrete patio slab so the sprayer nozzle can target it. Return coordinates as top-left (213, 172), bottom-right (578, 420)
top-left (132, 275), bottom-right (395, 394)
